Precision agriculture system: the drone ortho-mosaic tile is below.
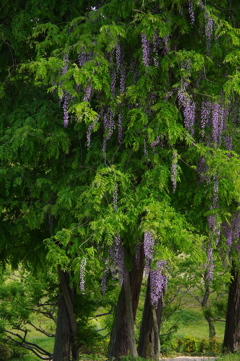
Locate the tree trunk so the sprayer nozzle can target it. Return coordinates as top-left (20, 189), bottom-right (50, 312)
top-left (138, 274), bottom-right (163, 358)
top-left (124, 271), bottom-right (138, 357)
top-left (53, 293), bottom-right (71, 361)
top-left (107, 286), bottom-right (128, 359)
top-left (53, 267), bottom-right (79, 361)
top-left (223, 263), bottom-right (240, 352)
top-left (107, 244), bottom-right (144, 360)
top-left (206, 316), bottom-right (216, 339)
top-left (152, 305), bottom-right (161, 361)
top-left (201, 270), bottom-right (216, 339)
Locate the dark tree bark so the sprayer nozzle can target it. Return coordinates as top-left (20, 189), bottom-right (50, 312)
top-left (107, 244), bottom-right (144, 360)
top-left (138, 274), bottom-right (163, 359)
top-left (223, 263), bottom-right (240, 352)
top-left (124, 271), bottom-right (138, 357)
top-left (53, 267), bottom-right (79, 361)
top-left (53, 293), bottom-right (71, 361)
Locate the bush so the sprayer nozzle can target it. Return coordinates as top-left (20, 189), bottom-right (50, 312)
top-left (0, 343), bottom-right (10, 361)
top-left (166, 335), bottom-right (222, 355)
top-left (182, 336), bottom-right (198, 353)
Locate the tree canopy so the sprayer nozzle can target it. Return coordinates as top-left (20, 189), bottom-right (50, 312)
top-left (0, 0), bottom-right (240, 359)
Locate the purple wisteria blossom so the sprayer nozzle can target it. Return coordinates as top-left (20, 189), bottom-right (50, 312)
top-left (171, 150), bottom-right (178, 192)
top-left (200, 100), bottom-right (211, 136)
top-left (224, 212), bottom-right (240, 251)
top-left (83, 84), bottom-right (93, 102)
top-left (163, 35), bottom-right (170, 54)
top-left (78, 49), bottom-right (87, 67)
top-left (63, 95), bottom-right (69, 128)
top-left (153, 31), bottom-right (161, 68)
top-left (118, 114), bottom-right (123, 143)
top-left (61, 54), bottom-right (70, 127)
top-left (212, 102), bottom-right (220, 145)
top-left (188, 0), bottom-right (195, 26)
top-left (141, 33), bottom-right (150, 67)
top-left (144, 231), bottom-right (155, 273)
top-left (224, 135), bottom-right (232, 150)
top-left (116, 42), bottom-right (121, 70)
top-left (86, 115), bottom-right (99, 147)
top-left (224, 222), bottom-right (233, 249)
top-left (120, 66), bottom-right (126, 94)
top-left (102, 109), bottom-right (115, 152)
top-left (150, 261), bottom-right (168, 308)
top-left (110, 234), bottom-right (125, 285)
top-left (80, 257), bottom-right (87, 293)
top-left (150, 136), bottom-right (160, 149)
top-left (204, 10), bottom-right (214, 53)
top-left (178, 88), bottom-right (196, 135)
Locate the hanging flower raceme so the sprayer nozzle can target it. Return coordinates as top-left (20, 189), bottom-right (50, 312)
top-left (144, 231), bottom-right (155, 273)
top-left (150, 261), bottom-right (168, 308)
top-left (141, 33), bottom-right (150, 68)
top-left (61, 54), bottom-right (70, 128)
top-left (80, 257), bottom-right (87, 293)
top-left (110, 234), bottom-right (125, 285)
top-left (188, 0), bottom-right (195, 26)
top-left (178, 87), bottom-right (196, 136)
top-left (102, 108), bottom-right (115, 152)
top-left (171, 149), bottom-right (178, 193)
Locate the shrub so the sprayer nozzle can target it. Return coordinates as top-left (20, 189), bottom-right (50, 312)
top-left (0, 343), bottom-right (10, 361)
top-left (182, 336), bottom-right (198, 353)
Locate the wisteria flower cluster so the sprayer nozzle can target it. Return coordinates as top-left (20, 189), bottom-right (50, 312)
top-left (110, 234), bottom-right (125, 285)
top-left (144, 231), bottom-right (155, 273)
top-left (206, 244), bottom-right (214, 280)
top-left (188, 0), bottom-right (195, 26)
top-left (150, 261), bottom-right (168, 308)
top-left (80, 257), bottom-right (87, 293)
top-left (61, 54), bottom-right (70, 127)
top-left (102, 109), bottom-right (115, 152)
top-left (178, 87), bottom-right (196, 136)
top-left (223, 212), bottom-right (240, 250)
top-left (171, 150), bottom-right (178, 192)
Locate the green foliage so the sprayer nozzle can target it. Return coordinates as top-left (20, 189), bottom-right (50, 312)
top-left (174, 336), bottom-right (222, 354)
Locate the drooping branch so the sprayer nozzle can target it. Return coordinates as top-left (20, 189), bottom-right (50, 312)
top-left (5, 329), bottom-right (52, 360)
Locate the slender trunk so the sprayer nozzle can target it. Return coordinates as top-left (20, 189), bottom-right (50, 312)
top-left (124, 271), bottom-right (138, 357)
top-left (138, 274), bottom-right (163, 358)
top-left (107, 244), bottom-right (144, 360)
top-left (223, 263), bottom-right (240, 352)
top-left (151, 305), bottom-right (160, 361)
top-left (206, 316), bottom-right (216, 339)
top-left (53, 294), bottom-right (71, 361)
top-left (53, 267), bottom-right (79, 361)
top-left (202, 271), bottom-right (216, 339)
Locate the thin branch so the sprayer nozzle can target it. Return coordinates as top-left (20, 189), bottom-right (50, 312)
top-left (5, 330), bottom-right (52, 360)
top-left (26, 321), bottom-right (55, 337)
